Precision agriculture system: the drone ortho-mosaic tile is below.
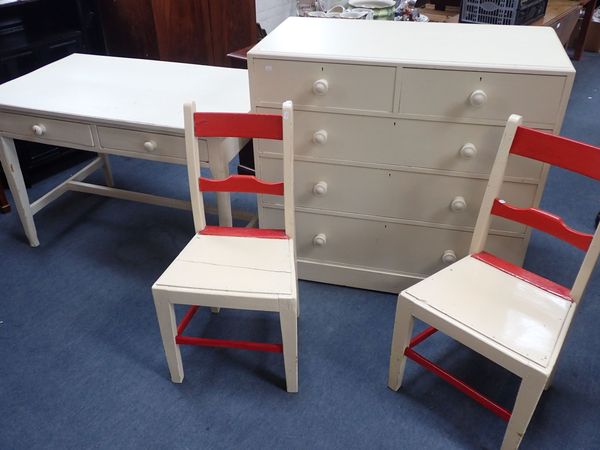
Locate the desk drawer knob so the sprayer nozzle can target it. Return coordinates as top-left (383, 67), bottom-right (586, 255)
top-left (312, 233), bottom-right (327, 247)
top-left (441, 250), bottom-right (457, 265)
top-left (312, 79), bottom-right (329, 96)
top-left (32, 124), bottom-right (46, 136)
top-left (469, 90), bottom-right (487, 107)
top-left (312, 181), bottom-right (328, 197)
top-left (450, 196), bottom-right (467, 212)
top-left (312, 129), bottom-right (328, 145)
top-left (143, 140), bottom-right (158, 152)
top-left (459, 143), bottom-right (477, 159)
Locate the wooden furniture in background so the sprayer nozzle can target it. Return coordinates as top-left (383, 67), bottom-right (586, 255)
top-left (248, 18), bottom-right (574, 293)
top-left (96, 0), bottom-right (257, 67)
top-left (153, 101), bottom-right (299, 392)
top-left (0, 54), bottom-right (250, 246)
top-left (388, 115), bottom-right (600, 449)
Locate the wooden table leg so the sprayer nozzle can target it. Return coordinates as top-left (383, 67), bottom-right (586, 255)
top-left (574, 0), bottom-right (595, 60)
top-left (0, 175), bottom-right (10, 213)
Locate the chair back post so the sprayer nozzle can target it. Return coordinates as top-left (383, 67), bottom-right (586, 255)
top-left (183, 101), bottom-right (207, 232)
top-left (282, 100), bottom-right (295, 241)
top-left (571, 225), bottom-right (600, 302)
top-left (469, 114), bottom-right (523, 254)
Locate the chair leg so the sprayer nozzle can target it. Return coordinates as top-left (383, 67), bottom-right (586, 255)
top-left (153, 296), bottom-right (184, 383)
top-left (500, 373), bottom-right (546, 450)
top-left (210, 307), bottom-right (221, 314)
top-left (388, 296), bottom-right (415, 391)
top-left (280, 300), bottom-right (298, 393)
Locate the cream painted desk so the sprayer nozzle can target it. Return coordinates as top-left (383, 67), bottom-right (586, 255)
top-left (0, 54), bottom-right (250, 247)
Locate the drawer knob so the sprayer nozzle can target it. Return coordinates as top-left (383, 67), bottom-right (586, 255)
top-left (459, 143), bottom-right (477, 159)
top-left (143, 140), bottom-right (157, 152)
top-left (469, 89), bottom-right (487, 107)
top-left (312, 129), bottom-right (328, 145)
top-left (312, 79), bottom-right (329, 96)
top-left (450, 196), bottom-right (467, 212)
top-left (312, 181), bottom-right (328, 197)
top-left (441, 250), bottom-right (457, 265)
top-left (312, 233), bottom-right (327, 247)
top-left (32, 124), bottom-right (46, 136)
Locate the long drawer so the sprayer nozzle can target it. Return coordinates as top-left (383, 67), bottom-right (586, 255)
top-left (261, 207), bottom-right (526, 277)
top-left (251, 58), bottom-right (396, 113)
top-left (97, 126), bottom-right (207, 163)
top-left (399, 68), bottom-right (567, 126)
top-left (256, 108), bottom-right (544, 179)
top-left (258, 156), bottom-right (536, 232)
top-left (0, 112), bottom-right (94, 147)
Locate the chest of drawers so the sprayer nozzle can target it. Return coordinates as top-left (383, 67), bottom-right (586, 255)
top-left (248, 18), bottom-right (575, 293)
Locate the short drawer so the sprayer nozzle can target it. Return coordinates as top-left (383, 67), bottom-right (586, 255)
top-left (0, 112), bottom-right (93, 147)
top-left (260, 207), bottom-right (526, 277)
top-left (258, 157), bottom-right (536, 233)
top-left (256, 108), bottom-right (544, 179)
top-left (97, 127), bottom-right (206, 163)
top-left (251, 58), bottom-right (396, 113)
top-left (398, 68), bottom-right (567, 125)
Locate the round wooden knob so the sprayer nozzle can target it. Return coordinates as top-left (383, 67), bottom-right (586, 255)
top-left (450, 196), bottom-right (467, 212)
top-left (312, 233), bottom-right (327, 247)
top-left (312, 181), bottom-right (328, 197)
top-left (143, 140), bottom-right (157, 152)
top-left (469, 90), bottom-right (487, 107)
top-left (312, 79), bottom-right (329, 96)
top-left (312, 129), bottom-right (328, 145)
top-left (459, 143), bottom-right (477, 159)
top-left (32, 124), bottom-right (46, 136)
top-left (441, 250), bottom-right (457, 265)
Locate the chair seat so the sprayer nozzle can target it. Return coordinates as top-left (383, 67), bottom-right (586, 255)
top-left (154, 233), bottom-right (295, 297)
top-left (402, 255), bottom-right (575, 368)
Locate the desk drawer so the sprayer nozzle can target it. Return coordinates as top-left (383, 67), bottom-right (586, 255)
top-left (261, 207), bottom-right (525, 276)
top-left (259, 157), bottom-right (535, 232)
top-left (256, 108), bottom-right (544, 179)
top-left (251, 58), bottom-right (396, 113)
top-left (399, 69), bottom-right (566, 125)
top-left (97, 127), bottom-right (206, 163)
top-left (0, 112), bottom-right (93, 147)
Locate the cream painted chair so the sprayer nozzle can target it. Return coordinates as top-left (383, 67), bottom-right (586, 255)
top-left (153, 101), bottom-right (299, 392)
top-left (388, 114), bottom-right (600, 449)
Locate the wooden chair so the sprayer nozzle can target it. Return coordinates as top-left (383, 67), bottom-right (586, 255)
top-left (152, 100), bottom-right (299, 392)
top-left (388, 114), bottom-right (600, 449)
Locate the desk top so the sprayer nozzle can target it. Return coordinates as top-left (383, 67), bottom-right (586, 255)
top-left (0, 54), bottom-right (251, 134)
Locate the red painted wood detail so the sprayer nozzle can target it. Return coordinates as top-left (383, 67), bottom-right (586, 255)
top-left (178, 305), bottom-right (200, 334)
top-left (491, 199), bottom-right (592, 251)
top-left (511, 126), bottom-right (600, 181)
top-left (194, 112), bottom-right (283, 140)
top-left (200, 226), bottom-right (288, 239)
top-left (176, 336), bottom-right (283, 353)
top-left (473, 252), bottom-right (573, 301)
top-left (404, 348), bottom-right (512, 422)
top-left (409, 326), bottom-right (438, 347)
top-left (199, 175), bottom-right (284, 195)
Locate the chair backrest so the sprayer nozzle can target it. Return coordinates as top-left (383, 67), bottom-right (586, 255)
top-left (183, 100), bottom-right (295, 240)
top-left (470, 114), bottom-right (600, 302)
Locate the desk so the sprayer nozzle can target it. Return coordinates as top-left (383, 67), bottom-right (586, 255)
top-left (0, 54), bottom-right (250, 247)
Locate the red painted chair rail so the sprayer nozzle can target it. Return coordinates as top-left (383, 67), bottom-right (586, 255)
top-left (194, 112), bottom-right (283, 140)
top-left (409, 326), bottom-right (438, 348)
top-left (404, 347), bottom-right (512, 422)
top-left (176, 336), bottom-right (283, 353)
top-left (511, 127), bottom-right (600, 181)
top-left (199, 175), bottom-right (284, 195)
top-left (178, 305), bottom-right (200, 334)
top-left (491, 199), bottom-right (592, 251)
top-left (472, 252), bottom-right (573, 301)
top-left (200, 226), bottom-right (288, 239)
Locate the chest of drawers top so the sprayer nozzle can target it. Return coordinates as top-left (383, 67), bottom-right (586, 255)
top-left (248, 18), bottom-right (574, 74)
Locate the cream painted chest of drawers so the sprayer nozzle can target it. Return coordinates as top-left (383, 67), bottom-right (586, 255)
top-left (247, 17), bottom-right (575, 293)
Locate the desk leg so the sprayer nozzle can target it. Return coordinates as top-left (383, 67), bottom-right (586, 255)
top-left (100, 154), bottom-right (114, 187)
top-left (574, 0), bottom-right (595, 61)
top-left (208, 141), bottom-right (233, 227)
top-left (0, 136), bottom-right (39, 246)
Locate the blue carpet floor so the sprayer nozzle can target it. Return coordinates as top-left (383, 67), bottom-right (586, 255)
top-left (1, 52), bottom-right (599, 450)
